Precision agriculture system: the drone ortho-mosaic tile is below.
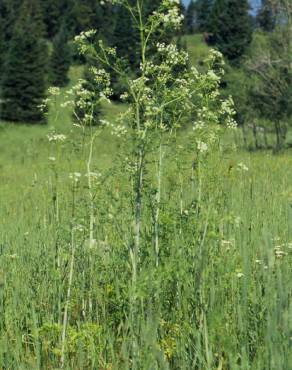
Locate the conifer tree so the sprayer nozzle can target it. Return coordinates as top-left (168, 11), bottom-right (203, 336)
top-left (208, 0), bottom-right (252, 63)
top-left (0, 1), bottom-right (8, 74)
top-left (98, 1), bottom-right (115, 45)
top-left (0, 0), bottom-right (48, 123)
top-left (257, 0), bottom-right (276, 32)
top-left (0, 0), bottom-right (22, 74)
top-left (194, 0), bottom-right (213, 32)
top-left (113, 2), bottom-right (139, 70)
top-left (184, 0), bottom-right (196, 34)
top-left (70, 0), bottom-right (103, 36)
top-left (40, 0), bottom-right (64, 39)
top-left (50, 26), bottom-right (71, 87)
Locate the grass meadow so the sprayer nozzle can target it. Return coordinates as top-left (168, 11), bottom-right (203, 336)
top-left (1, 38), bottom-right (292, 370)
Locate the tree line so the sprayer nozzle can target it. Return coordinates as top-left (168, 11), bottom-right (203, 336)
top-left (0, 0), bottom-right (184, 123)
top-left (0, 0), bottom-right (291, 148)
top-left (185, 0), bottom-right (292, 150)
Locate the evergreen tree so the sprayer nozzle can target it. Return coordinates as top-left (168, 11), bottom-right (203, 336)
top-left (257, 0), bottom-right (276, 32)
top-left (70, 0), bottom-right (103, 36)
top-left (185, 0), bottom-right (196, 34)
top-left (208, 0), bottom-right (252, 63)
top-left (194, 0), bottom-right (213, 32)
top-left (50, 25), bottom-right (71, 87)
top-left (40, 0), bottom-right (67, 39)
top-left (98, 1), bottom-right (115, 45)
top-left (113, 2), bottom-right (139, 69)
top-left (0, 0), bottom-right (48, 123)
top-left (1, 0), bottom-right (23, 40)
top-left (0, 0), bottom-right (23, 73)
top-left (0, 1), bottom-right (8, 74)
top-left (143, 0), bottom-right (162, 17)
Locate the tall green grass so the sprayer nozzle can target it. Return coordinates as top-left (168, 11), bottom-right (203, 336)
top-left (1, 53), bottom-right (292, 369)
top-left (1, 104), bottom-right (292, 369)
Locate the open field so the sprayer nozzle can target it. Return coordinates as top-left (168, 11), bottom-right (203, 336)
top-left (1, 35), bottom-right (292, 369)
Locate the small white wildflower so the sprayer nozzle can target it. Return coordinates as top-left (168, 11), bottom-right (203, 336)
top-left (274, 246), bottom-right (287, 258)
top-left (48, 86), bottom-right (61, 96)
top-left (69, 172), bottom-right (82, 182)
top-left (85, 172), bottom-right (102, 181)
top-left (197, 140), bottom-right (208, 153)
top-left (6, 254), bottom-right (18, 259)
top-left (85, 238), bottom-right (98, 249)
top-left (60, 101), bottom-right (74, 108)
top-left (73, 224), bottom-right (84, 232)
top-left (47, 133), bottom-right (67, 143)
top-left (221, 240), bottom-right (233, 246)
top-left (237, 162), bottom-right (249, 172)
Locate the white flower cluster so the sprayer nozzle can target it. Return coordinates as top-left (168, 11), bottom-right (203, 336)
top-left (220, 98), bottom-right (237, 129)
top-left (98, 0), bottom-right (122, 4)
top-left (74, 30), bottom-right (96, 46)
top-left (237, 162), bottom-right (249, 172)
top-left (62, 68), bottom-right (112, 126)
top-left (98, 40), bottom-right (117, 57)
top-left (85, 172), bottom-right (102, 180)
top-left (69, 171), bottom-right (102, 184)
top-left (196, 140), bottom-right (208, 154)
top-left (74, 30), bottom-right (97, 55)
top-left (153, 0), bottom-right (184, 29)
top-left (156, 43), bottom-right (188, 67)
top-left (47, 132), bottom-right (67, 143)
top-left (48, 86), bottom-right (61, 96)
top-left (69, 172), bottom-right (82, 182)
top-left (110, 124), bottom-right (127, 138)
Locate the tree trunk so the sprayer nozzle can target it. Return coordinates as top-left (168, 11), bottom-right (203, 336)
top-left (274, 120), bottom-right (281, 151)
top-left (252, 122), bottom-right (259, 150)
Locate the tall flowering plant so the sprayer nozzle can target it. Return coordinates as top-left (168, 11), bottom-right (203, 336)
top-left (71, 0), bottom-right (237, 282)
top-left (44, 1), bottom-right (237, 364)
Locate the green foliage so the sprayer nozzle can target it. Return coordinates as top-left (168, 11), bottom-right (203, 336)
top-left (0, 0), bottom-right (48, 124)
top-left (181, 34), bottom-right (211, 69)
top-left (223, 65), bottom-right (251, 125)
top-left (208, 0), bottom-right (252, 63)
top-left (50, 26), bottom-right (72, 87)
top-left (246, 29), bottom-right (292, 150)
top-left (113, 2), bottom-right (140, 70)
top-left (184, 0), bottom-right (196, 34)
top-left (40, 0), bottom-right (72, 39)
top-left (72, 66), bottom-right (104, 125)
top-left (2, 83), bottom-right (292, 368)
top-left (0, 0), bottom-right (9, 74)
top-left (70, 0), bottom-right (103, 36)
top-left (1, 0), bottom-right (292, 369)
top-left (193, 0), bottom-right (214, 32)
top-left (248, 31), bottom-right (292, 122)
top-left (256, 0), bottom-right (277, 31)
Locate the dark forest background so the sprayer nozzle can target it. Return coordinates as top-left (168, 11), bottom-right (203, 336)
top-left (0, 0), bottom-right (291, 150)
